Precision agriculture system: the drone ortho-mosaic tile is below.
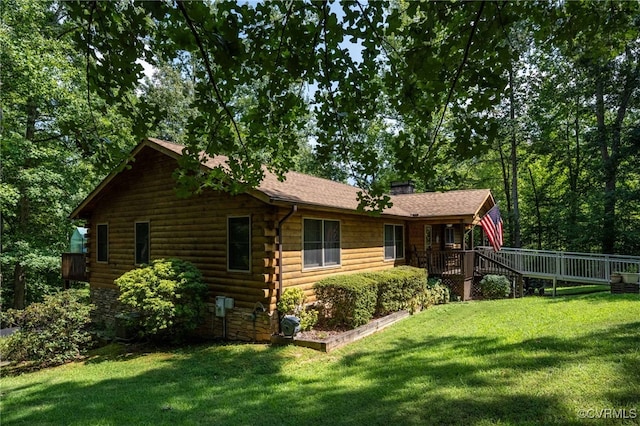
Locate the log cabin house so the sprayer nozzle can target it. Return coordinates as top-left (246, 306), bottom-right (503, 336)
top-left (68, 138), bottom-right (497, 342)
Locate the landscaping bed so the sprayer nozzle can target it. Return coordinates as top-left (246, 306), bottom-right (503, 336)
top-left (272, 310), bottom-right (410, 352)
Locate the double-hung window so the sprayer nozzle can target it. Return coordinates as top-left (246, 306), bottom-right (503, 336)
top-left (228, 216), bottom-right (251, 272)
top-left (384, 224), bottom-right (404, 260)
top-left (96, 224), bottom-right (108, 262)
top-left (445, 226), bottom-right (455, 246)
top-left (303, 219), bottom-right (340, 269)
top-left (135, 222), bottom-right (150, 264)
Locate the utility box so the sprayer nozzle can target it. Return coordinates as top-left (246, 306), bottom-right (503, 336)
top-left (215, 296), bottom-right (234, 317)
top-left (224, 297), bottom-right (234, 309)
top-left (281, 315), bottom-right (301, 337)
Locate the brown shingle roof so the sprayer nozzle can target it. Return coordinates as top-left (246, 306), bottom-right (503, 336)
top-left (149, 138), bottom-right (411, 216)
top-left (391, 189), bottom-right (493, 218)
top-left (86, 138), bottom-right (494, 220)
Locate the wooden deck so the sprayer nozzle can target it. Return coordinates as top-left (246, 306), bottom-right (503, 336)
top-left (410, 249), bottom-right (524, 300)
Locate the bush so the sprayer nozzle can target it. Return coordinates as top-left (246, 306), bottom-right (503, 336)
top-left (115, 258), bottom-right (208, 341)
top-left (277, 288), bottom-right (318, 331)
top-left (424, 278), bottom-right (450, 306)
top-left (479, 274), bottom-right (511, 299)
top-left (314, 275), bottom-right (377, 328)
top-left (1, 290), bottom-right (94, 367)
top-left (366, 266), bottom-right (427, 315)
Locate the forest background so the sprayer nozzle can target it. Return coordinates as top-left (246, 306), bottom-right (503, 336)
top-left (2, 0), bottom-right (639, 309)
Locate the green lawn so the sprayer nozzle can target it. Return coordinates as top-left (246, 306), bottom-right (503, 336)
top-left (550, 284), bottom-right (611, 296)
top-left (1, 293), bottom-right (639, 426)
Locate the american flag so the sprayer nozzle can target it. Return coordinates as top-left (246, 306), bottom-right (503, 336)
top-left (480, 204), bottom-right (503, 252)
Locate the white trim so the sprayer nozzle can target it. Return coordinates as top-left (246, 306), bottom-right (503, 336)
top-left (227, 215), bottom-right (252, 273)
top-left (96, 223), bottom-right (109, 263)
top-left (134, 221), bottom-right (150, 265)
top-left (302, 217), bottom-right (342, 270)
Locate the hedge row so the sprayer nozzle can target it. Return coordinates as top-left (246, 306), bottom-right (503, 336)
top-left (314, 266), bottom-right (449, 329)
top-left (314, 274), bottom-right (377, 329)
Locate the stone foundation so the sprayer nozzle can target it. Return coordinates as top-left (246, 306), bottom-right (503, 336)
top-left (90, 287), bottom-right (126, 330)
top-left (199, 304), bottom-right (279, 342)
top-left (91, 287), bottom-right (278, 342)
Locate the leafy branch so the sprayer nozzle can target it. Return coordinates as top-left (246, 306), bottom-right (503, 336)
top-left (176, 0), bottom-right (248, 158)
top-left (428, 1), bottom-right (486, 157)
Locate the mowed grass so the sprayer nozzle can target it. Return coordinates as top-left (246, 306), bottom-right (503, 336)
top-left (1, 293), bottom-right (639, 426)
top-left (550, 284), bottom-right (611, 296)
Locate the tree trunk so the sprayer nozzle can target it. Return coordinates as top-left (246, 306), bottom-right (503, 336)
top-left (594, 78), bottom-right (614, 254)
top-left (12, 99), bottom-right (38, 308)
top-left (527, 167), bottom-right (542, 250)
top-left (498, 142), bottom-right (512, 244)
top-left (509, 63), bottom-right (521, 248)
top-left (13, 263), bottom-right (26, 310)
top-left (566, 100), bottom-right (581, 250)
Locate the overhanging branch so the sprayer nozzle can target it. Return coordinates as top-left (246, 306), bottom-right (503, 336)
top-left (428, 1), bottom-right (486, 157)
top-left (176, 0), bottom-right (247, 158)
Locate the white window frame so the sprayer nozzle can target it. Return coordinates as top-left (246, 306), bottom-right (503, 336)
top-left (445, 226), bottom-right (455, 246)
top-left (227, 215), bottom-right (252, 273)
top-left (134, 221), bottom-right (150, 265)
top-left (302, 218), bottom-right (341, 270)
top-left (384, 224), bottom-right (405, 261)
top-left (96, 223), bottom-right (109, 263)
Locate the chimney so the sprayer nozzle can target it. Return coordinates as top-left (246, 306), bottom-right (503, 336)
top-left (390, 181), bottom-right (415, 195)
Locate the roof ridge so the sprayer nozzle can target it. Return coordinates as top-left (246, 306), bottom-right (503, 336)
top-left (143, 137), bottom-right (492, 218)
top-left (146, 137), bottom-right (185, 147)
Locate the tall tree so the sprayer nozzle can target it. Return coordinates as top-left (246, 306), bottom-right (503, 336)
top-left (1, 0), bottom-right (135, 308)
top-left (542, 2), bottom-right (640, 253)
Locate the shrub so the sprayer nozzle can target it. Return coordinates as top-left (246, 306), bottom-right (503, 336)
top-left (314, 274), bottom-right (377, 328)
top-left (1, 290), bottom-right (94, 367)
top-left (277, 288), bottom-right (318, 331)
top-left (424, 278), bottom-right (450, 306)
top-left (479, 274), bottom-right (511, 299)
top-left (366, 266), bottom-right (427, 315)
top-left (115, 258), bottom-right (208, 341)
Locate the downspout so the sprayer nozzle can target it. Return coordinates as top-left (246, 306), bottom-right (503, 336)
top-left (277, 204), bottom-right (297, 302)
top-left (276, 204), bottom-right (297, 334)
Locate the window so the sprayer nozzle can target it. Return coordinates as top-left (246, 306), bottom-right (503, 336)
top-left (445, 226), bottom-right (455, 246)
top-left (303, 219), bottom-right (340, 268)
top-left (97, 224), bottom-right (108, 262)
top-left (228, 216), bottom-right (251, 272)
top-left (135, 222), bottom-right (150, 264)
top-left (384, 224), bottom-right (404, 260)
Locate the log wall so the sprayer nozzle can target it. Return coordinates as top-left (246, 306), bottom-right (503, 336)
top-left (276, 208), bottom-right (406, 303)
top-left (84, 147), bottom-right (274, 313)
top-left (81, 146), bottom-right (440, 340)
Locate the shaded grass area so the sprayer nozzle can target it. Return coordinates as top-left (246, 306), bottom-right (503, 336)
top-left (1, 293), bottom-right (639, 425)
top-left (550, 284), bottom-right (611, 296)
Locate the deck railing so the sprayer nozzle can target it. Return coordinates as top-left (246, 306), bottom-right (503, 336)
top-left (476, 247), bottom-right (640, 284)
top-left (410, 249), bottom-right (524, 298)
top-left (411, 250), bottom-right (472, 279)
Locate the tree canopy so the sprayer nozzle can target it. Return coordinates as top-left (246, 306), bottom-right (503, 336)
top-left (2, 0), bottom-right (639, 308)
